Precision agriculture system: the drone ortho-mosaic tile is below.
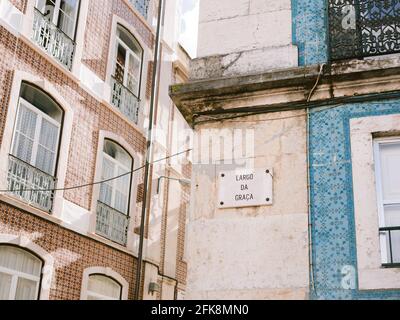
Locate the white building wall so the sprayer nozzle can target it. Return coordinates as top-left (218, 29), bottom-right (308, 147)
top-left (192, 0), bottom-right (298, 79)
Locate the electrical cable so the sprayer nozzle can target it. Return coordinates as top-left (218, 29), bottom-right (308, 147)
top-left (0, 148), bottom-right (192, 193)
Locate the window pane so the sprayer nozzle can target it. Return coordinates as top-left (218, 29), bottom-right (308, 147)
top-left (35, 118), bottom-right (59, 175)
top-left (383, 229), bottom-right (400, 264)
top-left (114, 167), bottom-right (130, 214)
top-left (384, 205), bottom-right (400, 227)
top-left (115, 44), bottom-right (126, 84)
top-left (12, 103), bottom-right (37, 164)
top-left (0, 272), bottom-right (12, 300)
top-left (35, 0), bottom-right (56, 21)
top-left (0, 246), bottom-right (42, 277)
top-left (87, 275), bottom-right (121, 300)
top-left (15, 278), bottom-right (39, 300)
top-left (383, 205), bottom-right (400, 264)
top-left (99, 157), bottom-right (115, 207)
top-left (379, 142), bottom-right (400, 201)
top-left (126, 53), bottom-right (141, 95)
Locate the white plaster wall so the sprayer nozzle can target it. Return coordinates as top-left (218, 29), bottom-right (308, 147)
top-left (185, 110), bottom-right (309, 300)
top-left (142, 263), bottom-right (160, 300)
top-left (161, 278), bottom-right (177, 300)
top-left (197, 0), bottom-right (296, 71)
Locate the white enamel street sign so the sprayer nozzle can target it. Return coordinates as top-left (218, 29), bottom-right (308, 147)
top-left (218, 168), bottom-right (273, 209)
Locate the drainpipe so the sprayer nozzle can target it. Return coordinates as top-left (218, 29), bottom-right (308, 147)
top-left (134, 0), bottom-right (165, 301)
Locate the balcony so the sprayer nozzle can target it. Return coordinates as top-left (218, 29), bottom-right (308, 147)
top-left (96, 201), bottom-right (130, 246)
top-left (32, 8), bottom-right (75, 70)
top-left (7, 155), bottom-right (56, 213)
top-left (110, 76), bottom-right (140, 125)
top-left (130, 0), bottom-right (150, 19)
top-left (328, 0), bottom-right (400, 61)
top-left (380, 226), bottom-right (400, 268)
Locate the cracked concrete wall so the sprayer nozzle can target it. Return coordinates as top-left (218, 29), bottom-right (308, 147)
top-left (192, 0), bottom-right (298, 79)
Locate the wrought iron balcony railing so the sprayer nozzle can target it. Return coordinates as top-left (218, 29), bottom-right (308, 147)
top-left (32, 8), bottom-right (75, 70)
top-left (7, 155), bottom-right (56, 213)
top-left (110, 76), bottom-right (140, 125)
top-left (129, 0), bottom-right (150, 19)
top-left (96, 201), bottom-right (130, 246)
top-left (328, 0), bottom-right (400, 61)
top-left (380, 226), bottom-right (400, 268)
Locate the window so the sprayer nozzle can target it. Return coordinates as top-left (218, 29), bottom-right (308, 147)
top-left (0, 246), bottom-right (43, 300)
top-left (114, 25), bottom-right (143, 97)
top-left (375, 138), bottom-right (400, 267)
top-left (8, 83), bottom-right (62, 213)
top-left (328, 0), bottom-right (400, 60)
top-left (86, 274), bottom-right (122, 300)
top-left (129, 0), bottom-right (150, 19)
top-left (110, 25), bottom-right (143, 124)
top-left (35, 0), bottom-right (80, 39)
top-left (32, 0), bottom-right (80, 69)
top-left (96, 140), bottom-right (133, 245)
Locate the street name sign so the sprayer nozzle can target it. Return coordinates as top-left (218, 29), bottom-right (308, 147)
top-left (218, 168), bottom-right (273, 209)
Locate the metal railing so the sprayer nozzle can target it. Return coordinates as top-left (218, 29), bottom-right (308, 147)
top-left (129, 0), bottom-right (150, 19)
top-left (110, 76), bottom-right (140, 125)
top-left (7, 155), bottom-right (56, 213)
top-left (96, 201), bottom-right (130, 246)
top-left (380, 226), bottom-right (400, 268)
top-left (328, 0), bottom-right (400, 61)
top-left (32, 8), bottom-right (75, 70)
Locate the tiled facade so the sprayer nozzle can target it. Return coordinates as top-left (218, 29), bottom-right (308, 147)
top-left (309, 98), bottom-right (400, 300)
top-left (291, 0), bottom-right (328, 66)
top-left (0, 0), bottom-right (191, 300)
top-left (293, 0), bottom-right (400, 299)
top-left (82, 0), bottom-right (154, 81)
top-left (0, 202), bottom-right (138, 300)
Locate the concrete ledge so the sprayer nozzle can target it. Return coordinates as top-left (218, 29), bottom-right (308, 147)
top-left (170, 56), bottom-right (400, 125)
top-left (190, 45), bottom-right (299, 81)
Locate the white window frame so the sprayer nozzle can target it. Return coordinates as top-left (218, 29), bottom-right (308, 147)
top-left (100, 146), bottom-right (132, 215)
top-left (80, 267), bottom-right (129, 300)
top-left (35, 0), bottom-right (81, 39)
top-left (11, 97), bottom-right (61, 176)
top-left (114, 29), bottom-right (143, 97)
top-left (86, 274), bottom-right (122, 300)
top-left (350, 114), bottom-right (400, 291)
top-left (373, 137), bottom-right (400, 265)
top-left (0, 247), bottom-right (42, 300)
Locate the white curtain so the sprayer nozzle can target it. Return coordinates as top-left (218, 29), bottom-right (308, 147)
top-left (87, 275), bottom-right (122, 300)
top-left (0, 246), bottom-right (42, 300)
top-left (12, 103), bottom-right (37, 164)
top-left (35, 117), bottom-right (59, 175)
top-left (100, 156), bottom-right (130, 215)
top-left (100, 157), bottom-right (115, 207)
top-left (12, 100), bottom-right (60, 176)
